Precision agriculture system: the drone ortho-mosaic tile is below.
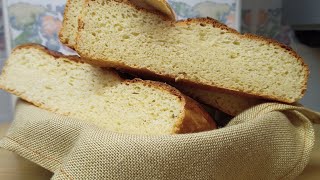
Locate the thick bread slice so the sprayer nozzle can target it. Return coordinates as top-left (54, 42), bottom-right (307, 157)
top-left (0, 44), bottom-right (216, 135)
top-left (116, 71), bottom-right (263, 116)
top-left (59, 0), bottom-right (175, 49)
top-left (75, 0), bottom-right (308, 103)
top-left (175, 84), bottom-right (264, 116)
top-left (59, 0), bottom-right (84, 48)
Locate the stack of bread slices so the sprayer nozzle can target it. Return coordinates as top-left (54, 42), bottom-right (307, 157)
top-left (0, 0), bottom-right (309, 135)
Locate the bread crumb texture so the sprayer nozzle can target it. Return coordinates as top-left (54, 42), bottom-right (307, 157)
top-left (59, 0), bottom-right (83, 48)
top-left (0, 44), bottom-right (215, 135)
top-left (76, 0), bottom-right (308, 103)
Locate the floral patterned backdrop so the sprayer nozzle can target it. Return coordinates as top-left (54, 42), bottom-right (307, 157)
top-left (241, 0), bottom-right (293, 45)
top-left (3, 1), bottom-right (295, 55)
top-left (169, 0), bottom-right (239, 30)
top-left (4, 0), bottom-right (241, 55)
top-left (6, 0), bottom-right (75, 55)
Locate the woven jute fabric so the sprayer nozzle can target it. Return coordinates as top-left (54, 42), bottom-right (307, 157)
top-left (0, 100), bottom-right (319, 179)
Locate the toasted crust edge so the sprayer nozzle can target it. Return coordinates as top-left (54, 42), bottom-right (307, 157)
top-left (59, 0), bottom-right (75, 49)
top-left (13, 43), bottom-right (81, 62)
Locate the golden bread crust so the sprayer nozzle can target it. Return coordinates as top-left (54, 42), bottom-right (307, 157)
top-left (13, 43), bottom-right (81, 62)
top-left (59, 0), bottom-right (74, 48)
top-left (176, 95), bottom-right (217, 133)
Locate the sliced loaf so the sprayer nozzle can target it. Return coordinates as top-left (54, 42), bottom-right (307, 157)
top-left (116, 71), bottom-right (263, 116)
top-left (59, 0), bottom-right (175, 49)
top-left (175, 84), bottom-right (264, 116)
top-left (75, 0), bottom-right (308, 103)
top-left (0, 44), bottom-right (216, 135)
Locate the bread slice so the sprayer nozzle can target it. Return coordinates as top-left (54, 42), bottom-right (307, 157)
top-left (75, 0), bottom-right (308, 103)
top-left (116, 70), bottom-right (263, 116)
top-left (174, 84), bottom-right (264, 116)
top-left (59, 0), bottom-right (175, 49)
top-left (59, 0), bottom-right (84, 48)
top-left (0, 44), bottom-right (216, 135)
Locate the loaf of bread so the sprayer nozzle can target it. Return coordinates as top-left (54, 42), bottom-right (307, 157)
top-left (0, 44), bottom-right (216, 135)
top-left (74, 0), bottom-right (308, 104)
top-left (59, 0), bottom-right (175, 49)
top-left (175, 84), bottom-right (264, 116)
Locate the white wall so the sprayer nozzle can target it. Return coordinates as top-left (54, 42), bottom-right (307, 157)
top-left (0, 90), bottom-right (12, 122)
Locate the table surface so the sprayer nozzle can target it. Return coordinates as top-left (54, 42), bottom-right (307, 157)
top-left (0, 122), bottom-right (319, 180)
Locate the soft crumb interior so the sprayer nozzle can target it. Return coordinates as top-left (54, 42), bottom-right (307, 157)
top-left (0, 48), bottom-right (183, 135)
top-left (77, 0), bottom-right (307, 103)
top-left (59, 0), bottom-right (83, 46)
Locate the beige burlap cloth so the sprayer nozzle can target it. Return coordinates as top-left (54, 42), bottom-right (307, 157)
top-left (0, 100), bottom-right (319, 179)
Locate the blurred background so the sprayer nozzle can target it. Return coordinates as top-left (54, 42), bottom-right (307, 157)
top-left (0, 0), bottom-right (319, 122)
